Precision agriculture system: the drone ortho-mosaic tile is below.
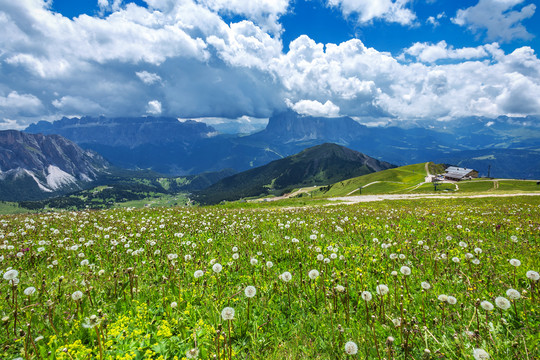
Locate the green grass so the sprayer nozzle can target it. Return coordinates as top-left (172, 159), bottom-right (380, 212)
top-left (0, 201), bottom-right (32, 214)
top-left (1, 196), bottom-right (539, 359)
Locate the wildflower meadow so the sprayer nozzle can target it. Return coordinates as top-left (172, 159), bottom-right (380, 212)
top-left (0, 196), bottom-right (539, 359)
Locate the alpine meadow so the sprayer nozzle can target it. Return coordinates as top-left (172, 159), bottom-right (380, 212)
top-left (1, 196), bottom-right (539, 359)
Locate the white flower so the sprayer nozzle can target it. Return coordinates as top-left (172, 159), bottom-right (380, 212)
top-left (266, 261), bottom-right (273, 268)
top-left (232, 253), bottom-right (239, 260)
top-left (472, 259), bottom-right (480, 265)
top-left (308, 269), bottom-right (320, 280)
top-left (71, 291), bottom-right (83, 301)
top-left (194, 270), bottom-right (204, 278)
top-left (473, 348), bottom-right (490, 360)
top-left (344, 341), bottom-right (358, 355)
top-left (212, 263), bottom-right (222, 273)
top-left (361, 291), bottom-right (372, 301)
top-left (480, 301), bottom-right (494, 311)
top-left (184, 254), bottom-right (192, 261)
top-left (400, 266), bottom-right (411, 276)
top-left (390, 253), bottom-right (398, 260)
top-left (316, 254), bottom-right (324, 261)
top-left (335, 285), bottom-right (345, 292)
top-left (24, 287), bottom-right (36, 296)
top-left (170, 301), bottom-right (178, 308)
top-left (509, 259), bottom-right (521, 267)
top-left (376, 284), bottom-right (389, 296)
top-left (3, 269), bottom-right (18, 281)
top-left (232, 246), bottom-right (238, 252)
top-left (421, 281), bottom-right (431, 290)
top-left (392, 318), bottom-right (401, 327)
top-left (447, 296), bottom-right (457, 305)
top-left (324, 258), bottom-right (330, 264)
top-left (438, 294), bottom-right (448, 302)
top-left (495, 297), bottom-right (511, 310)
top-left (80, 259), bottom-right (89, 266)
top-left (250, 258), bottom-right (258, 266)
top-left (186, 348), bottom-right (199, 359)
top-left (510, 235), bottom-right (518, 242)
top-left (330, 253), bottom-right (337, 259)
top-left (391, 271), bottom-right (398, 276)
top-left (280, 272), bottom-right (292, 282)
top-left (506, 288), bottom-right (520, 300)
top-left (452, 257), bottom-right (460, 263)
top-left (221, 307), bottom-right (235, 320)
top-left (526, 271), bottom-right (539, 281)
top-left (245, 286), bottom-right (256, 298)
top-left (399, 254), bottom-right (406, 260)
top-left (474, 247), bottom-right (482, 254)
top-left (459, 241), bottom-right (467, 248)
top-left (465, 253), bottom-right (474, 259)
top-left (167, 253), bottom-right (178, 261)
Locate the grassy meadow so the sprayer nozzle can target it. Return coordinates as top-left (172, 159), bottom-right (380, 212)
top-left (0, 196), bottom-right (539, 359)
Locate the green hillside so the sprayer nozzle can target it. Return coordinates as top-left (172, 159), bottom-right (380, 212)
top-left (311, 162), bottom-right (445, 197)
top-left (194, 143), bottom-right (395, 204)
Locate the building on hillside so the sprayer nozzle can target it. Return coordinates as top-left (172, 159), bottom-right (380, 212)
top-left (444, 166), bottom-right (478, 181)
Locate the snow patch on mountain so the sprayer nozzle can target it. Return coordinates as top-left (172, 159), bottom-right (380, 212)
top-left (46, 165), bottom-right (77, 190)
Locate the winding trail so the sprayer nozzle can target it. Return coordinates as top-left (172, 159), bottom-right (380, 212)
top-left (328, 192), bottom-right (540, 204)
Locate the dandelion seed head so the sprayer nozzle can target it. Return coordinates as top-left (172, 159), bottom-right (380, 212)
top-left (400, 266), bottom-right (411, 275)
top-left (361, 291), bottom-right (372, 301)
top-left (24, 286), bottom-right (36, 296)
top-left (71, 291), bottom-right (83, 301)
top-left (495, 296), bottom-right (511, 310)
top-left (171, 301), bottom-right (178, 308)
top-left (281, 271), bottom-right (292, 282)
top-left (438, 294), bottom-right (448, 302)
top-left (3, 269), bottom-right (18, 281)
top-left (186, 348), bottom-right (199, 359)
top-left (266, 261), bottom-right (273, 268)
top-left (245, 286), bottom-right (256, 298)
top-left (480, 301), bottom-right (494, 311)
top-left (250, 258), bottom-right (258, 266)
top-left (344, 341), bottom-right (358, 355)
top-left (421, 281), bottom-right (431, 290)
top-left (526, 270), bottom-right (539, 281)
top-left (194, 270), bottom-right (204, 278)
top-left (447, 296), bottom-right (457, 305)
top-left (212, 263), bottom-right (222, 273)
top-left (473, 348), bottom-right (490, 360)
top-left (308, 269), bottom-right (320, 280)
top-left (335, 285), bottom-right (345, 292)
top-left (221, 307), bottom-right (235, 320)
top-left (376, 284), bottom-right (389, 296)
top-left (506, 288), bottom-right (520, 300)
top-left (509, 259), bottom-right (521, 267)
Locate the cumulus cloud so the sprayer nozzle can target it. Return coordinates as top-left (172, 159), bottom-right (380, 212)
top-left (453, 0), bottom-right (536, 42)
top-left (136, 71), bottom-right (162, 85)
top-left (146, 100), bottom-right (162, 115)
top-left (288, 99), bottom-right (341, 117)
top-left (0, 91), bottom-right (44, 116)
top-left (326, 0), bottom-right (416, 25)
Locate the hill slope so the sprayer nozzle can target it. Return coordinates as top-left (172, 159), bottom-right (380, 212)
top-left (0, 130), bottom-right (109, 201)
top-left (195, 143), bottom-right (395, 204)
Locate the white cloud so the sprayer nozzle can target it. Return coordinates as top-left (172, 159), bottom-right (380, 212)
top-left (453, 0), bottom-right (536, 42)
top-left (136, 71), bottom-right (162, 85)
top-left (402, 41), bottom-right (490, 63)
top-left (288, 99), bottom-right (340, 117)
top-left (146, 100), bottom-right (162, 115)
top-left (0, 91), bottom-right (44, 116)
top-left (52, 96), bottom-right (105, 115)
top-left (326, 0), bottom-right (416, 25)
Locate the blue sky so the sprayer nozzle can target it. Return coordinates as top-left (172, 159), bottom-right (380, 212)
top-left (1, 0), bottom-right (539, 130)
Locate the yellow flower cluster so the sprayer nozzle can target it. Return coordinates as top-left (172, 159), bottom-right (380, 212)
top-left (55, 340), bottom-right (92, 359)
top-left (156, 319), bottom-right (173, 338)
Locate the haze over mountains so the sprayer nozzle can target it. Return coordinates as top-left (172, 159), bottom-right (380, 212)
top-left (25, 111), bottom-right (540, 179)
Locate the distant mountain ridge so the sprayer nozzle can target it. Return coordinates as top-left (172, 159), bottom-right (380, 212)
top-left (194, 143), bottom-right (395, 204)
top-left (23, 112), bottom-right (540, 179)
top-left (0, 130), bottom-right (109, 201)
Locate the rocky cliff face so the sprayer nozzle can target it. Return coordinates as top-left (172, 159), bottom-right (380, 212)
top-left (0, 130), bottom-right (109, 200)
top-left (26, 116), bottom-right (216, 147)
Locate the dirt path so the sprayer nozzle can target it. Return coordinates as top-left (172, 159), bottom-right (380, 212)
top-left (328, 192), bottom-right (540, 204)
top-left (251, 186), bottom-right (320, 202)
top-left (346, 181), bottom-right (381, 195)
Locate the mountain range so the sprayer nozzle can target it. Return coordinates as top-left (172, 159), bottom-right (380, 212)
top-left (25, 111), bottom-right (540, 179)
